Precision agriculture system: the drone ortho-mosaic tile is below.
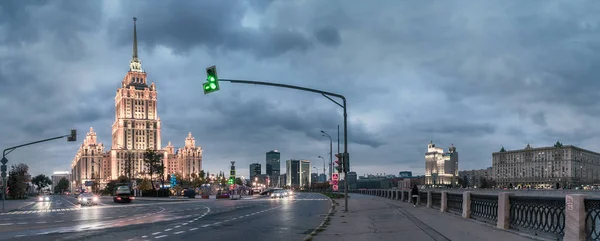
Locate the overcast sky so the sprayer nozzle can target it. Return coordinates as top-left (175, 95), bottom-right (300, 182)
top-left (2, 0), bottom-right (600, 179)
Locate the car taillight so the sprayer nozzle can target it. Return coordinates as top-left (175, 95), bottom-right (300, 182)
top-left (129, 197), bottom-right (134, 200)
top-left (116, 197), bottom-right (121, 200)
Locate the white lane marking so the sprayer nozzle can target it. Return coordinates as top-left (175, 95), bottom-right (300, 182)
top-left (189, 228), bottom-right (198, 231)
top-left (164, 228), bottom-right (172, 231)
top-left (36, 221), bottom-right (47, 224)
top-left (151, 232), bottom-right (162, 235)
top-left (155, 235), bottom-right (168, 239)
top-left (174, 225), bottom-right (181, 228)
top-left (201, 224), bottom-right (210, 227)
top-left (174, 231), bottom-right (185, 235)
top-left (0, 223), bottom-right (14, 226)
top-left (142, 236), bottom-right (148, 238)
top-left (14, 235), bottom-right (26, 237)
top-left (54, 220), bottom-right (64, 223)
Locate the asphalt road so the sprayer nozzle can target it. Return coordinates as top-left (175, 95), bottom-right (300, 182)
top-left (0, 192), bottom-right (330, 241)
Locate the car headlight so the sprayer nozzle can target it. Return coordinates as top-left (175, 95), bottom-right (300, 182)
top-left (38, 197), bottom-right (43, 201)
top-left (45, 197), bottom-right (49, 201)
top-left (93, 197), bottom-right (98, 201)
top-left (82, 198), bottom-right (87, 201)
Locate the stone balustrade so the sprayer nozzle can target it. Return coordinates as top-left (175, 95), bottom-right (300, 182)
top-left (350, 189), bottom-right (600, 241)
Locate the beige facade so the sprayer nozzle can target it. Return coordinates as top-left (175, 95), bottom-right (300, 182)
top-left (70, 18), bottom-right (203, 189)
top-left (493, 142), bottom-right (600, 188)
top-left (71, 128), bottom-right (104, 189)
top-left (425, 141), bottom-right (458, 186)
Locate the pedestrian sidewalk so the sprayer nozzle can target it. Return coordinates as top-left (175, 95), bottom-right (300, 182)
top-left (0, 199), bottom-right (35, 213)
top-left (312, 194), bottom-right (545, 241)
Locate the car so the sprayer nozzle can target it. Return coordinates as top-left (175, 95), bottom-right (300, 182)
top-left (38, 195), bottom-right (50, 202)
top-left (113, 185), bottom-right (134, 203)
top-left (77, 193), bottom-right (99, 206)
top-left (270, 190), bottom-right (289, 199)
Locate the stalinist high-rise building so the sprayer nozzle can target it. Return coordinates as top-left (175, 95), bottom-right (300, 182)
top-left (70, 18), bottom-right (203, 191)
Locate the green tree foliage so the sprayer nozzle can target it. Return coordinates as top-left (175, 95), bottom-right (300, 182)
top-left (8, 163), bottom-right (29, 199)
top-left (54, 177), bottom-right (70, 194)
top-left (143, 149), bottom-right (163, 184)
top-left (139, 178), bottom-right (152, 191)
top-left (32, 174), bottom-right (53, 193)
top-left (235, 177), bottom-right (244, 186)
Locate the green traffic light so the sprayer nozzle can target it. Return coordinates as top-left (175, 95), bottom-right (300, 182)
top-left (208, 76), bottom-right (215, 82)
top-left (210, 83), bottom-right (216, 89)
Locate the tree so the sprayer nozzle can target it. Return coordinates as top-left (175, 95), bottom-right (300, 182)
top-left (31, 174), bottom-right (52, 193)
top-left (235, 177), bottom-right (244, 186)
top-left (8, 163), bottom-right (29, 199)
top-left (139, 178), bottom-right (152, 191)
top-left (54, 177), bottom-right (70, 194)
top-left (143, 149), bottom-right (163, 186)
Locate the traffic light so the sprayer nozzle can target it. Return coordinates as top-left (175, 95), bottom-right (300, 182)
top-left (67, 129), bottom-right (77, 142)
top-left (335, 153), bottom-right (343, 173)
top-left (228, 177), bottom-right (234, 185)
top-left (203, 65), bottom-right (220, 94)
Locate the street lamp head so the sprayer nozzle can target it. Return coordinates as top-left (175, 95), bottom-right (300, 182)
top-left (320, 130), bottom-right (325, 134)
top-left (318, 156), bottom-right (322, 158)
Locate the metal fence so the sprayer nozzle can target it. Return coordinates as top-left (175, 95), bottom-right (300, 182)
top-left (419, 192), bottom-right (428, 206)
top-left (509, 196), bottom-right (565, 238)
top-left (470, 194), bottom-right (498, 224)
top-left (447, 193), bottom-right (463, 215)
top-left (585, 199), bottom-right (600, 241)
top-left (431, 192), bottom-right (441, 209)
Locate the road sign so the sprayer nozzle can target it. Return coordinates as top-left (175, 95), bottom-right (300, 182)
top-left (0, 165), bottom-right (6, 172)
top-left (84, 181), bottom-right (94, 186)
top-left (1, 172), bottom-right (5, 178)
top-left (332, 180), bottom-right (339, 186)
top-left (230, 170), bottom-right (235, 176)
top-left (333, 185), bottom-right (339, 191)
top-left (0, 157), bottom-right (7, 165)
top-left (332, 173), bottom-right (339, 181)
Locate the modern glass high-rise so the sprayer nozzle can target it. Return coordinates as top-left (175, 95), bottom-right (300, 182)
top-left (249, 163), bottom-right (261, 181)
top-left (286, 159), bottom-right (311, 188)
top-left (266, 150), bottom-right (281, 187)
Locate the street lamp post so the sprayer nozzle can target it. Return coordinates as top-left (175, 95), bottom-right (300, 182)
top-left (318, 156), bottom-right (326, 181)
top-left (321, 131), bottom-right (333, 184)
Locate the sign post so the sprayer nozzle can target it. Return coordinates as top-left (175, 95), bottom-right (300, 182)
top-left (332, 173), bottom-right (339, 192)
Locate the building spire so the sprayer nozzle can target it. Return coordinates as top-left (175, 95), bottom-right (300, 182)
top-left (133, 17), bottom-right (138, 61)
top-left (129, 17), bottom-right (143, 72)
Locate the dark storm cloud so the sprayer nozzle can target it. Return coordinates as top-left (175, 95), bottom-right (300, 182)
top-left (314, 26), bottom-right (341, 47)
top-left (414, 121), bottom-right (496, 137)
top-left (0, 0), bottom-right (103, 46)
top-left (109, 0), bottom-right (312, 59)
top-left (531, 112), bottom-right (547, 127)
top-left (200, 97), bottom-right (383, 148)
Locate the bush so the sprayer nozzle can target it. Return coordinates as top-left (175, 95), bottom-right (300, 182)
top-left (141, 189), bottom-right (170, 197)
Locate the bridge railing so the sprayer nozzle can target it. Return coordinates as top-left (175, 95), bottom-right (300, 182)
top-left (349, 188), bottom-right (598, 240)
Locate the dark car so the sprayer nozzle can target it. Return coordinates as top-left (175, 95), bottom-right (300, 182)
top-left (113, 185), bottom-right (134, 203)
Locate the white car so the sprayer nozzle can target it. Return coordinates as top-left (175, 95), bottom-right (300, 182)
top-left (38, 195), bottom-right (50, 202)
top-left (78, 193), bottom-right (99, 206)
top-left (270, 190), bottom-right (289, 199)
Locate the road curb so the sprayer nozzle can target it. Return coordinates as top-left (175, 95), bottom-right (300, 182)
top-left (303, 194), bottom-right (336, 241)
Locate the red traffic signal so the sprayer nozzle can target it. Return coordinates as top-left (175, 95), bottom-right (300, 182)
top-left (334, 153), bottom-right (343, 173)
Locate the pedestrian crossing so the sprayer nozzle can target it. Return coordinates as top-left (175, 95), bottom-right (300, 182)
top-left (0, 207), bottom-right (81, 215)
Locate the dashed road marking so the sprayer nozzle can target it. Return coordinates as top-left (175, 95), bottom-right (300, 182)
top-left (174, 231), bottom-right (185, 235)
top-left (155, 235), bottom-right (167, 239)
top-left (164, 228), bottom-right (172, 232)
top-left (151, 232), bottom-right (161, 235)
top-left (189, 228), bottom-right (198, 231)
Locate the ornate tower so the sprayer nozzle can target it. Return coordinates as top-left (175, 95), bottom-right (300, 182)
top-left (109, 17), bottom-right (163, 179)
top-left (176, 133), bottom-right (203, 179)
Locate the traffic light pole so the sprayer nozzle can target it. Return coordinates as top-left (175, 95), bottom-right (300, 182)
top-left (219, 79), bottom-right (350, 211)
top-left (1, 133), bottom-right (74, 211)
